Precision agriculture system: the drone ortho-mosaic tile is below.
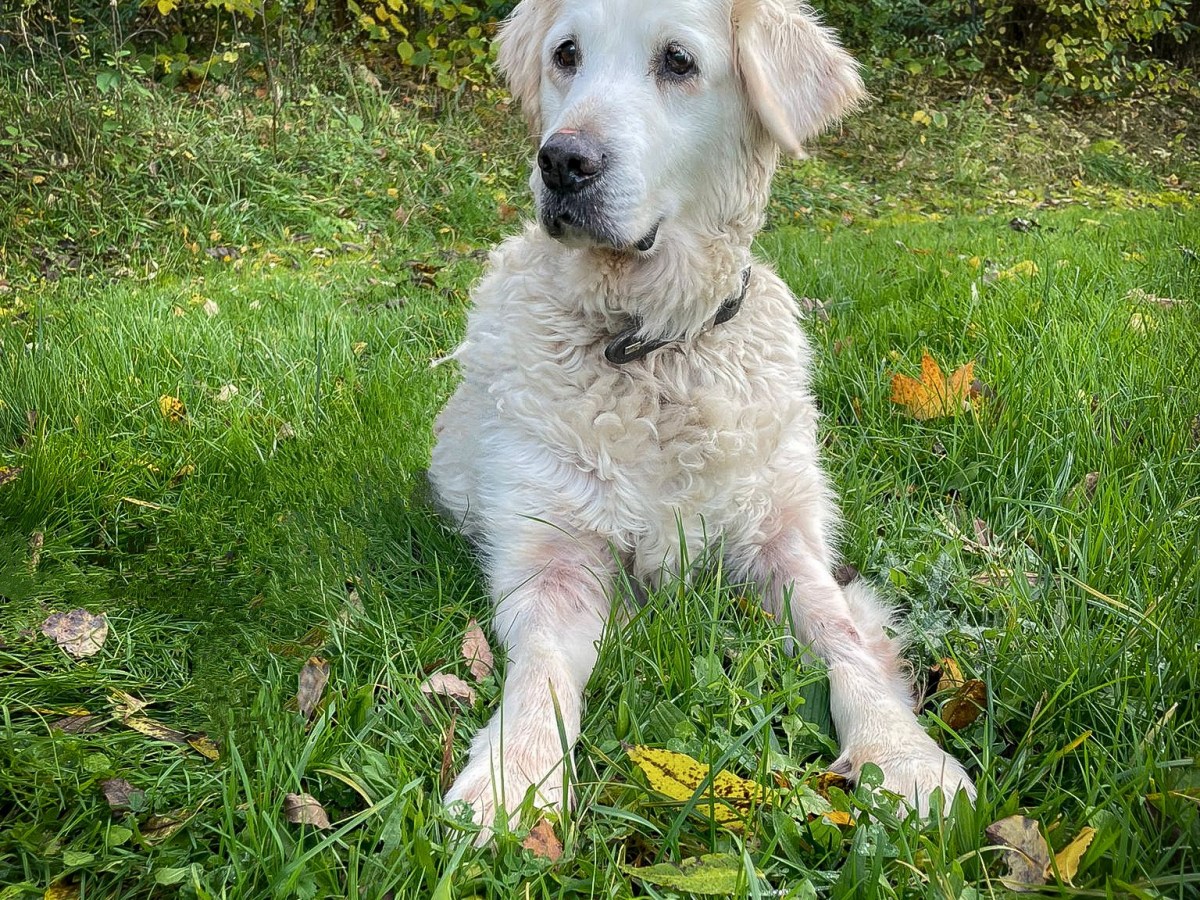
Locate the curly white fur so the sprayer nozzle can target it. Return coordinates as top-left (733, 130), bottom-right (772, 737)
top-left (430, 0), bottom-right (974, 838)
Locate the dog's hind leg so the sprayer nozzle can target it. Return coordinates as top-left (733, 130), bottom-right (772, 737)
top-left (445, 524), bottom-right (614, 839)
top-left (745, 527), bottom-right (976, 815)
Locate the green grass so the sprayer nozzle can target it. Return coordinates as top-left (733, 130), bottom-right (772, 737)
top-left (1, 56), bottom-right (1199, 899)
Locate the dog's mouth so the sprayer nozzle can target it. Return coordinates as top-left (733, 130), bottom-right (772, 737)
top-left (543, 205), bottom-right (662, 254)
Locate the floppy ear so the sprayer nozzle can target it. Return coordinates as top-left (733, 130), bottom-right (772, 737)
top-left (495, 0), bottom-right (561, 140)
top-left (733, 0), bottom-right (866, 156)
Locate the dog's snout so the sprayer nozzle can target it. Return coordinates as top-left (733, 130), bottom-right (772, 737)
top-left (537, 131), bottom-right (606, 194)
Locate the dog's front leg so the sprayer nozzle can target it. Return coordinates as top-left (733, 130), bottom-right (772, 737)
top-left (750, 531), bottom-right (976, 814)
top-left (445, 529), bottom-right (613, 839)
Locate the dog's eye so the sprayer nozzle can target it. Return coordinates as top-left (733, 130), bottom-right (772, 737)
top-left (553, 40), bottom-right (578, 71)
top-left (662, 43), bottom-right (696, 77)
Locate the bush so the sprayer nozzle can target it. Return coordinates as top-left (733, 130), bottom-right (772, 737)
top-left (822, 0), bottom-right (1196, 96)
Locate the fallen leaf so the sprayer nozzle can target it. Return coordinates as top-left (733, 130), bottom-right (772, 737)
top-left (936, 658), bottom-right (966, 693)
top-left (1128, 311), bottom-right (1156, 333)
top-left (30, 531), bottom-right (44, 571)
top-left (986, 815), bottom-right (1050, 890)
top-left (1009, 217), bottom-right (1040, 233)
top-left (994, 260), bottom-right (1039, 281)
top-left (41, 609), bottom-right (108, 658)
top-left (810, 770), bottom-right (851, 799)
top-left (123, 716), bottom-right (189, 745)
top-left (522, 819), bottom-right (562, 861)
top-left (1191, 415), bottom-right (1200, 450)
top-left (109, 689), bottom-right (149, 719)
top-left (970, 568), bottom-right (1039, 590)
top-left (100, 778), bottom-right (145, 811)
top-left (276, 421), bottom-right (295, 441)
top-left (186, 734), bottom-right (221, 761)
top-left (1126, 287), bottom-right (1183, 309)
top-left (52, 714), bottom-right (103, 734)
top-left (43, 882), bottom-right (80, 900)
top-left (420, 672), bottom-right (476, 710)
top-left (941, 679), bottom-right (987, 730)
top-left (140, 811), bottom-right (189, 845)
top-left (439, 710), bottom-right (457, 793)
top-left (297, 656), bottom-right (330, 720)
top-left (461, 619), bottom-right (494, 682)
top-left (1068, 471), bottom-right (1100, 508)
top-left (158, 395), bottom-right (186, 423)
top-left (215, 383), bottom-right (239, 403)
top-left (890, 351), bottom-right (977, 421)
top-left (626, 745), bottom-right (771, 829)
top-left (1049, 825), bottom-right (1095, 884)
top-left (202, 299), bottom-right (220, 317)
top-left (283, 792), bottom-right (330, 829)
top-left (625, 853), bottom-right (755, 895)
top-left (204, 246), bottom-right (241, 263)
top-left (822, 809), bottom-right (856, 826)
top-left (0, 465), bottom-right (23, 490)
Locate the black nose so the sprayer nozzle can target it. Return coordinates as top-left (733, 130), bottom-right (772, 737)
top-left (537, 131), bottom-right (606, 194)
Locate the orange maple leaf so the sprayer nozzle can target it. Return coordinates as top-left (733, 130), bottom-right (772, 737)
top-left (890, 350), bottom-right (976, 420)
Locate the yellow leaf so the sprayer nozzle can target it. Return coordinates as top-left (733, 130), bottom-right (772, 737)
top-left (889, 351), bottom-right (976, 421)
top-left (912, 110), bottom-right (932, 126)
top-left (44, 883), bottom-right (80, 900)
top-left (626, 746), bottom-right (772, 829)
top-left (997, 259), bottom-right (1039, 280)
top-left (822, 810), bottom-right (856, 826)
top-left (156, 0), bottom-right (177, 14)
top-left (158, 394), bottom-right (186, 423)
top-left (937, 657), bottom-right (966, 693)
top-left (186, 734), bottom-right (221, 761)
top-left (1048, 826), bottom-right (1095, 884)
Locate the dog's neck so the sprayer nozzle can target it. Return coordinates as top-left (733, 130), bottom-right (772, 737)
top-left (549, 142), bottom-right (779, 343)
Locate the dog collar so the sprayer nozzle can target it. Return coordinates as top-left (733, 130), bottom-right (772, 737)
top-left (604, 266), bottom-right (752, 366)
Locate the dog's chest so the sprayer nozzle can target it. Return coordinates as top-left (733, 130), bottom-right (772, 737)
top-left (503, 339), bottom-right (799, 534)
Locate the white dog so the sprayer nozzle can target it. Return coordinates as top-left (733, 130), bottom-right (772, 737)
top-left (429, 0), bottom-right (976, 834)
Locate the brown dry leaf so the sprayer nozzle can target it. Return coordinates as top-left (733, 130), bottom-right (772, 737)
top-left (420, 672), bottom-right (477, 710)
top-left (971, 568), bottom-right (1039, 590)
top-left (1049, 825), bottom-right (1095, 884)
top-left (140, 811), bottom-right (189, 845)
top-left (215, 383), bottom-right (239, 403)
top-left (1069, 472), bottom-right (1100, 508)
top-left (941, 679), bottom-right (987, 730)
top-left (1191, 414), bottom-right (1200, 450)
top-left (0, 465), bottom-right (22, 487)
top-left (43, 882), bottom-right (80, 900)
top-left (1126, 287), bottom-right (1183, 309)
top-left (986, 815), bottom-right (1050, 890)
top-left (52, 713), bottom-right (103, 734)
top-left (202, 298), bottom-right (220, 317)
top-left (461, 619), bottom-right (494, 682)
top-left (439, 710), bottom-right (457, 793)
top-left (937, 658), bottom-right (966, 693)
top-left (100, 778), bottom-right (144, 811)
top-left (283, 792), bottom-right (331, 829)
top-left (30, 531), bottom-right (44, 571)
top-left (158, 394), bottom-right (186, 423)
top-left (890, 351), bottom-right (977, 421)
top-left (41, 609), bottom-right (109, 658)
top-left (1128, 311), bottom-right (1156, 333)
top-left (523, 819), bottom-right (563, 861)
top-left (297, 656), bottom-right (330, 720)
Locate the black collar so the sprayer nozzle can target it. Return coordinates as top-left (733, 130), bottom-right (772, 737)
top-left (604, 266), bottom-right (752, 366)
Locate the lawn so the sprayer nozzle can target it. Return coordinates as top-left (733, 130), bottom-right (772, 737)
top-left (1, 61), bottom-right (1198, 898)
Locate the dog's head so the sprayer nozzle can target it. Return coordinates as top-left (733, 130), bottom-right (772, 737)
top-left (497, 0), bottom-right (864, 254)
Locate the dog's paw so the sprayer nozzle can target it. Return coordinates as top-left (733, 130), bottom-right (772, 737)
top-left (444, 739), bottom-right (569, 843)
top-left (834, 727), bottom-right (975, 816)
